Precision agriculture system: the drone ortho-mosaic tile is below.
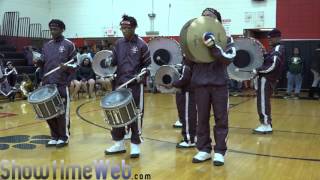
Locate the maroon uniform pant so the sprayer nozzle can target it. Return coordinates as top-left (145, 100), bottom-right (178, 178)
top-left (195, 85), bottom-right (229, 155)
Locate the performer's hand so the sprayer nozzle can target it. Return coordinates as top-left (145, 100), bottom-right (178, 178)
top-left (202, 32), bottom-right (216, 47)
top-left (140, 67), bottom-right (150, 76)
top-left (105, 56), bottom-right (113, 66)
top-left (59, 63), bottom-right (68, 71)
top-left (135, 75), bottom-right (143, 83)
top-left (251, 69), bottom-right (257, 74)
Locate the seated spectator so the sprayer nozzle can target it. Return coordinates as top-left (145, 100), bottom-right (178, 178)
top-left (74, 58), bottom-right (96, 98)
top-left (96, 76), bottom-right (113, 93)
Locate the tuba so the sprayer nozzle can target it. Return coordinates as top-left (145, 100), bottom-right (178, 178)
top-left (19, 73), bottom-right (34, 99)
top-left (227, 37), bottom-right (265, 81)
top-left (92, 50), bottom-right (116, 77)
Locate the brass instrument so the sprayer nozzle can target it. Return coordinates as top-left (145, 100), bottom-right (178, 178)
top-left (180, 16), bottom-right (227, 63)
top-left (19, 73), bottom-right (34, 99)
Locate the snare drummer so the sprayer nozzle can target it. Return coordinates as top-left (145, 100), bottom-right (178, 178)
top-left (104, 15), bottom-right (151, 158)
top-left (39, 19), bottom-right (77, 148)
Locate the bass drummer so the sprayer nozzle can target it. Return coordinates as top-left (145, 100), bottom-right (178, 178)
top-left (104, 15), bottom-right (151, 158)
top-left (39, 19), bottom-right (77, 148)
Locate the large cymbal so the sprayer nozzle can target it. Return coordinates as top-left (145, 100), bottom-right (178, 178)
top-left (180, 16), bottom-right (227, 63)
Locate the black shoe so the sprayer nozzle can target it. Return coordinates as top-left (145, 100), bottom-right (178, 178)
top-left (130, 153), bottom-right (140, 158)
top-left (105, 150), bottom-right (126, 155)
top-left (213, 161), bottom-right (224, 166)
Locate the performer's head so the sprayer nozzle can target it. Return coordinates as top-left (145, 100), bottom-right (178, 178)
top-left (293, 47), bottom-right (300, 55)
top-left (267, 28), bottom-right (281, 47)
top-left (6, 61), bottom-right (13, 68)
top-left (120, 15), bottom-right (137, 40)
top-left (49, 19), bottom-right (65, 39)
top-left (202, 8), bottom-right (222, 23)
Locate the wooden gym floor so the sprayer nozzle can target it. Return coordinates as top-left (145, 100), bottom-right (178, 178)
top-left (0, 92), bottom-right (320, 180)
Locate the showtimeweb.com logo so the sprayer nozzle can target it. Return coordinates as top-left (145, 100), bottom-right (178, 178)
top-left (0, 159), bottom-right (151, 180)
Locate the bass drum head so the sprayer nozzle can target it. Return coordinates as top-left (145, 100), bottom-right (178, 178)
top-left (148, 37), bottom-right (183, 77)
top-left (228, 37), bottom-right (264, 81)
top-left (155, 65), bottom-right (180, 93)
top-left (180, 16), bottom-right (227, 63)
top-left (28, 84), bottom-right (58, 103)
top-left (100, 88), bottom-right (133, 109)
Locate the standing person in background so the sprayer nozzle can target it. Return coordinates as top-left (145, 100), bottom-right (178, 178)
top-left (172, 92), bottom-right (183, 128)
top-left (252, 28), bottom-right (285, 134)
top-left (284, 47), bottom-right (303, 99)
top-left (104, 15), bottom-right (151, 158)
top-left (190, 8), bottom-right (236, 166)
top-left (40, 19), bottom-right (77, 148)
top-left (4, 61), bottom-right (18, 87)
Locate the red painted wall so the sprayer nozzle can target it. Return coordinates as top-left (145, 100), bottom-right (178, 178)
top-left (277, 0), bottom-right (320, 39)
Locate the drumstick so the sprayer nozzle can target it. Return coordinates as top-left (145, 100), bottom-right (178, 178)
top-left (43, 59), bottom-right (75, 78)
top-left (116, 69), bottom-right (148, 90)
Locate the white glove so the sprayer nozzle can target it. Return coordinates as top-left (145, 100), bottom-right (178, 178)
top-left (202, 32), bottom-right (216, 47)
top-left (252, 69), bottom-right (257, 74)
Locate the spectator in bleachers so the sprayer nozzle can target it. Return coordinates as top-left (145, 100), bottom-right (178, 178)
top-left (96, 76), bottom-right (113, 93)
top-left (75, 58), bottom-right (96, 98)
top-left (4, 61), bottom-right (18, 87)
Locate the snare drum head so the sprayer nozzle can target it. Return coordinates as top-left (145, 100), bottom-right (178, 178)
top-left (100, 89), bottom-right (133, 109)
top-left (28, 84), bottom-right (58, 103)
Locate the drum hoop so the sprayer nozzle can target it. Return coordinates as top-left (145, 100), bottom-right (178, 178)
top-left (28, 84), bottom-right (59, 103)
top-left (29, 94), bottom-right (61, 105)
top-left (105, 116), bottom-right (138, 128)
top-left (100, 89), bottom-right (133, 109)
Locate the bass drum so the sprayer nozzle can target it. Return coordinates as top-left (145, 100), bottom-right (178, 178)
top-left (228, 37), bottom-right (265, 81)
top-left (148, 37), bottom-right (183, 77)
top-left (154, 65), bottom-right (180, 93)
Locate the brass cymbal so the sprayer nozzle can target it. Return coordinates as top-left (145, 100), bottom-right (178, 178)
top-left (180, 16), bottom-right (227, 63)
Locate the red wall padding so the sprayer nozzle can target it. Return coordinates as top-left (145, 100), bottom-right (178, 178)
top-left (277, 0), bottom-right (320, 39)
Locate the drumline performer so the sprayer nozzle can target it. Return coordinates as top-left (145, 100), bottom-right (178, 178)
top-left (171, 57), bottom-right (197, 148)
top-left (252, 28), bottom-right (285, 134)
top-left (190, 8), bottom-right (236, 166)
top-left (39, 19), bottom-right (77, 148)
top-left (104, 15), bottom-right (151, 158)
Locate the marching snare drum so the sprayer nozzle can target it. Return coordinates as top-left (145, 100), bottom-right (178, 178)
top-left (100, 88), bottom-right (138, 128)
top-left (28, 84), bottom-right (64, 120)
